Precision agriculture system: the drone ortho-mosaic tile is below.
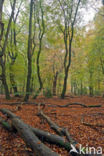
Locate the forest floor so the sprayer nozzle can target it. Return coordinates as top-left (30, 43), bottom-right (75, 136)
top-left (0, 95), bottom-right (104, 156)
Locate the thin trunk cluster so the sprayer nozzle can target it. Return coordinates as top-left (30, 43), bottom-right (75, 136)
top-left (0, 0), bottom-right (16, 99)
top-left (58, 0), bottom-right (81, 99)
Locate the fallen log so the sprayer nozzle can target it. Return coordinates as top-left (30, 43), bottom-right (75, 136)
top-left (0, 109), bottom-right (59, 156)
top-left (0, 112), bottom-right (83, 156)
top-left (81, 116), bottom-right (104, 128)
top-left (56, 103), bottom-right (102, 108)
top-left (38, 111), bottom-right (94, 156)
top-left (0, 101), bottom-right (102, 109)
top-left (0, 109), bottom-right (93, 156)
top-left (0, 117), bottom-right (12, 131)
top-left (82, 121), bottom-right (104, 128)
top-left (0, 116), bottom-right (74, 152)
top-left (38, 110), bottom-right (77, 145)
top-left (31, 127), bottom-right (72, 151)
top-left (0, 102), bottom-right (45, 106)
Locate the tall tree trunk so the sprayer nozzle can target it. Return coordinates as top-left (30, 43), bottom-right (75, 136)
top-left (89, 72), bottom-right (93, 96)
top-left (24, 0), bottom-right (33, 101)
top-left (0, 58), bottom-right (10, 99)
top-left (33, 0), bottom-right (45, 99)
top-left (53, 72), bottom-right (58, 96)
top-left (73, 81), bottom-right (77, 95)
top-left (71, 80), bottom-right (74, 94)
top-left (89, 86), bottom-right (93, 97)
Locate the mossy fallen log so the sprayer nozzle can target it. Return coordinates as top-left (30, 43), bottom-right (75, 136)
top-left (0, 108), bottom-right (59, 156)
top-left (0, 113), bottom-right (73, 152)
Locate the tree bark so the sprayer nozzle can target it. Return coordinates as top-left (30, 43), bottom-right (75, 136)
top-left (0, 58), bottom-right (10, 99)
top-left (34, 0), bottom-right (45, 99)
top-left (61, 64), bottom-right (70, 98)
top-left (24, 0), bottom-right (33, 101)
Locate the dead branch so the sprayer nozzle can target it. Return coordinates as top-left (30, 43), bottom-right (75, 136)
top-left (37, 109), bottom-right (77, 145)
top-left (0, 101), bottom-right (102, 109)
top-left (56, 103), bottom-right (102, 108)
top-left (81, 115), bottom-right (104, 128)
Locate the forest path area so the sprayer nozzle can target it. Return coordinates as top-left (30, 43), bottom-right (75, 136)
top-left (0, 96), bottom-right (104, 156)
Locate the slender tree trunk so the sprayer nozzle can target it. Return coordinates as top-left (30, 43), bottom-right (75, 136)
top-left (71, 81), bottom-right (74, 94)
top-left (73, 81), bottom-right (77, 95)
top-left (36, 43), bottom-right (43, 94)
top-left (53, 72), bottom-right (58, 96)
top-left (61, 57), bottom-right (71, 99)
top-left (0, 58), bottom-right (10, 99)
top-left (33, 1), bottom-right (45, 99)
top-left (24, 0), bottom-right (33, 101)
top-left (89, 86), bottom-right (93, 97)
top-left (89, 72), bottom-right (93, 96)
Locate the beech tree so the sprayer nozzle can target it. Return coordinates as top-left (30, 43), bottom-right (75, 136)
top-left (34, 0), bottom-right (45, 99)
top-left (56, 0), bottom-right (81, 98)
top-left (24, 0), bottom-right (34, 101)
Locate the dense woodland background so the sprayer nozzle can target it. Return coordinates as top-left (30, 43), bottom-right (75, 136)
top-left (0, 1), bottom-right (104, 155)
top-left (0, 0), bottom-right (104, 100)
